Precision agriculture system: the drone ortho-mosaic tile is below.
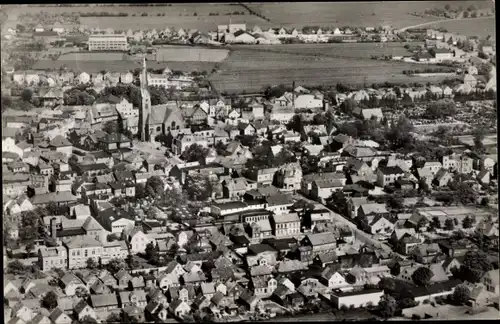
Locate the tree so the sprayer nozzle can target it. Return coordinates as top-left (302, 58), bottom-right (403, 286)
top-left (181, 143), bottom-right (209, 164)
top-left (328, 191), bottom-right (348, 215)
top-left (312, 113), bottom-right (327, 125)
top-left (425, 99), bottom-right (457, 119)
top-left (159, 187), bottom-right (185, 209)
top-left (21, 88), bottom-right (33, 102)
top-left (430, 216), bottom-right (441, 230)
top-left (16, 23), bottom-right (26, 32)
top-left (81, 316), bottom-right (98, 324)
top-left (444, 218), bottom-right (455, 231)
top-left (452, 284), bottom-right (471, 305)
top-left (473, 128), bottom-right (486, 152)
top-left (145, 176), bottom-right (164, 199)
top-left (386, 114), bottom-right (414, 150)
top-left (7, 260), bottom-right (27, 275)
top-left (459, 250), bottom-right (493, 283)
top-left (263, 84), bottom-right (287, 100)
top-left (452, 182), bottom-right (477, 205)
top-left (286, 114), bottom-right (304, 133)
top-left (463, 11), bottom-right (469, 18)
top-left (378, 294), bottom-right (397, 318)
top-left (378, 277), bottom-right (396, 291)
top-left (338, 122), bottom-right (358, 138)
top-left (86, 258), bottom-right (97, 269)
top-left (412, 267), bottom-right (434, 287)
top-left (75, 286), bottom-right (89, 298)
top-left (106, 313), bottom-right (122, 323)
top-left (135, 184), bottom-right (146, 200)
top-left (106, 258), bottom-right (126, 274)
top-left (25, 241), bottom-right (35, 257)
top-left (340, 98), bottom-right (357, 115)
top-left (103, 120), bottom-right (119, 134)
top-left (46, 201), bottom-right (60, 215)
top-left (387, 195), bottom-right (404, 210)
top-left (126, 254), bottom-right (140, 270)
top-left (184, 173), bottom-right (213, 201)
top-left (145, 242), bottom-right (161, 265)
top-left (419, 178), bottom-right (430, 194)
top-left (462, 216), bottom-right (473, 229)
top-left (42, 291), bottom-right (58, 310)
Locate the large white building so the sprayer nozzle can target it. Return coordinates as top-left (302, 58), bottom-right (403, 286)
top-left (88, 34), bottom-right (129, 51)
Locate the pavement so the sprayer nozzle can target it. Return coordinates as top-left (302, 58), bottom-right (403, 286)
top-left (400, 304), bottom-right (500, 321)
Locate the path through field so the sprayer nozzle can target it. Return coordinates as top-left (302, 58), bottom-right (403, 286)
top-left (399, 16), bottom-right (495, 32)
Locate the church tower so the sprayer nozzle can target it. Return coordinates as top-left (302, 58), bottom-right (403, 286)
top-left (139, 57), bottom-right (151, 142)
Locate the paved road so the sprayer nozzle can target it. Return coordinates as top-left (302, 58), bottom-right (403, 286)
top-left (398, 16), bottom-right (495, 32)
top-left (295, 194), bottom-right (407, 260)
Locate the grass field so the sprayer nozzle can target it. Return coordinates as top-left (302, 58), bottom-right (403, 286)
top-left (424, 17), bottom-right (496, 39)
top-left (229, 42), bottom-right (418, 60)
top-left (208, 46), bottom-right (454, 93)
top-left (245, 1), bottom-right (484, 29)
top-left (155, 46), bottom-right (229, 62)
top-left (3, 4), bottom-right (268, 32)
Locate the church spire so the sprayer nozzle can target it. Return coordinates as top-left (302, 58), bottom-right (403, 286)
top-left (141, 56), bottom-right (149, 88)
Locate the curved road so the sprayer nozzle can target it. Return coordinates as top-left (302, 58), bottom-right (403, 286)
top-left (399, 16), bottom-right (495, 32)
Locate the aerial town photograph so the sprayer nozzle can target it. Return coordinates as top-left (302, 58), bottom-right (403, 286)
top-left (0, 1), bottom-right (498, 323)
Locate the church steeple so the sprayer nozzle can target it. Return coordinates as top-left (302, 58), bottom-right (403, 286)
top-left (141, 56), bottom-right (149, 88)
top-left (139, 56), bottom-right (151, 142)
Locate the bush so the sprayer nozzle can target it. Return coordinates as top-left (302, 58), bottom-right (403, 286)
top-left (423, 299), bottom-right (430, 304)
top-left (412, 314), bottom-right (422, 320)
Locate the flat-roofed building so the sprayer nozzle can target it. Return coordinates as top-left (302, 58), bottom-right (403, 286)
top-left (88, 34), bottom-right (128, 51)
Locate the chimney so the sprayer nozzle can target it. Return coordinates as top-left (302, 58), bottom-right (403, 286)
top-left (50, 217), bottom-right (57, 240)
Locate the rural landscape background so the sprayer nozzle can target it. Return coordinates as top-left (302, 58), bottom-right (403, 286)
top-left (1, 1), bottom-right (496, 94)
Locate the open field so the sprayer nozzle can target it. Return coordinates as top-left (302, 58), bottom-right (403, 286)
top-left (229, 42), bottom-right (418, 60)
top-left (209, 47), bottom-right (455, 93)
top-left (155, 46), bottom-right (229, 62)
top-left (245, 1), bottom-right (491, 29)
top-left (2, 4), bottom-right (267, 32)
top-left (457, 134), bottom-right (498, 147)
top-left (424, 17), bottom-right (496, 39)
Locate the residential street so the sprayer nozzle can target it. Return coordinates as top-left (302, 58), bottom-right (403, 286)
top-left (295, 193), bottom-right (408, 260)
